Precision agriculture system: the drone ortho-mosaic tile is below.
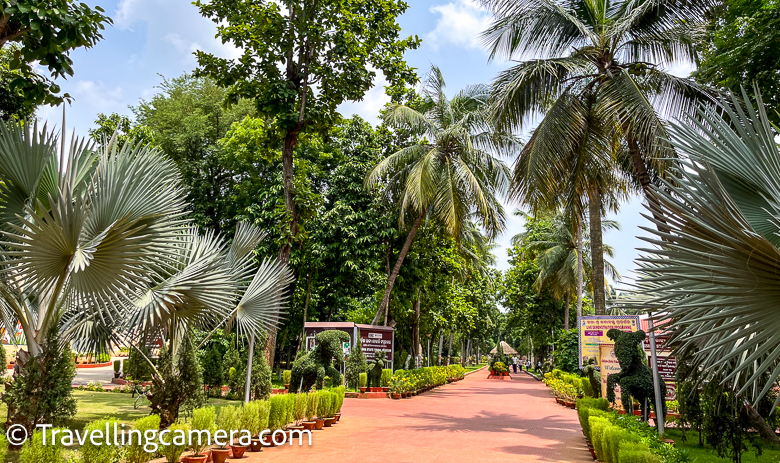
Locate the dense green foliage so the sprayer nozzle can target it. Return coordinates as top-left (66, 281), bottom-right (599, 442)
top-left (290, 330), bottom-right (350, 392)
top-left (148, 337), bottom-right (205, 427)
top-left (696, 0), bottom-right (780, 125)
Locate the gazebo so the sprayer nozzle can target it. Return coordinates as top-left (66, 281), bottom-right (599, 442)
top-left (490, 341), bottom-right (518, 355)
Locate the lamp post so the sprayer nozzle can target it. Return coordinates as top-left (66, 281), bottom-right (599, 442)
top-left (648, 313), bottom-right (665, 436)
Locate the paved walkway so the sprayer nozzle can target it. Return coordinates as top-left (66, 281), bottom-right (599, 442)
top-left (238, 370), bottom-right (591, 463)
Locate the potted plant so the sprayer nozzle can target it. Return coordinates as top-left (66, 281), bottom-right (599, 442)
top-left (358, 372), bottom-right (367, 393)
top-left (160, 421), bottom-right (189, 463)
top-left (266, 394), bottom-right (287, 445)
top-left (321, 391), bottom-right (336, 427)
top-left (290, 392), bottom-right (307, 429)
top-left (186, 406), bottom-right (216, 463)
top-left (113, 360), bottom-right (121, 379)
top-left (302, 392), bottom-right (318, 431)
top-left (244, 400), bottom-right (269, 452)
top-left (333, 386), bottom-right (345, 422)
top-left (314, 390), bottom-right (328, 429)
top-left (283, 369), bottom-right (292, 390)
top-left (213, 405), bottom-right (238, 463)
top-left (381, 369), bottom-right (392, 392)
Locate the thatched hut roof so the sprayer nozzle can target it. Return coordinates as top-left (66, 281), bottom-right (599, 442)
top-left (489, 341), bottom-right (518, 355)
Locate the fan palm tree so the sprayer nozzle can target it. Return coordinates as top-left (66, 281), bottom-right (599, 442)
top-left (0, 120), bottom-right (291, 425)
top-left (481, 0), bottom-right (714, 312)
top-left (627, 89), bottom-right (780, 442)
top-left (366, 66), bottom-right (517, 325)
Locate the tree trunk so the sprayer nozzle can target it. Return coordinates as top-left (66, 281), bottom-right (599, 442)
top-left (744, 401), bottom-right (780, 445)
top-left (266, 132), bottom-right (299, 369)
top-left (412, 296), bottom-right (420, 360)
top-left (371, 211), bottom-right (426, 325)
top-left (437, 333), bottom-right (444, 366)
top-left (588, 191), bottom-right (606, 315)
top-left (466, 339), bottom-right (472, 365)
top-left (627, 135), bottom-right (671, 235)
top-left (447, 329), bottom-right (453, 366)
top-left (576, 219), bottom-right (584, 321)
top-left (244, 333), bottom-right (255, 403)
top-left (564, 291), bottom-right (570, 331)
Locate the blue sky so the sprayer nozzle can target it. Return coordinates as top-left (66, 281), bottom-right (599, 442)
top-left (38, 0), bottom-right (666, 285)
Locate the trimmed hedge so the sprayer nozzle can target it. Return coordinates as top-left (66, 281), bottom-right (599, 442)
top-left (577, 398), bottom-right (684, 463)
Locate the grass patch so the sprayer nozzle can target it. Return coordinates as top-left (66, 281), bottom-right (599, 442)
top-left (665, 428), bottom-right (780, 463)
top-left (464, 363), bottom-right (487, 372)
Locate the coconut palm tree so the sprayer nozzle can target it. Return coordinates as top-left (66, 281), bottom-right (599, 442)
top-left (0, 119), bottom-right (292, 426)
top-left (627, 88), bottom-right (780, 443)
top-left (481, 0), bottom-right (714, 313)
top-left (366, 66), bottom-right (517, 325)
top-left (515, 211), bottom-right (620, 327)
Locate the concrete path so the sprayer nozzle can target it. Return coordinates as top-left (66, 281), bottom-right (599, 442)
top-left (236, 370), bottom-right (591, 463)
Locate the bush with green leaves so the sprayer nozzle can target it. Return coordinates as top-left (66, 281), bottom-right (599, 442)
top-left (381, 369), bottom-right (392, 387)
top-left (113, 360), bottom-right (121, 373)
top-left (126, 414), bottom-right (160, 463)
top-left (292, 393), bottom-right (307, 424)
top-left (0, 434), bottom-right (6, 462)
top-left (345, 336), bottom-right (367, 391)
top-left (217, 405), bottom-right (240, 448)
top-left (317, 390), bottom-right (335, 418)
top-left (305, 392), bottom-right (319, 421)
top-left (78, 418), bottom-right (123, 463)
top-left (148, 336), bottom-right (205, 427)
top-left (235, 341), bottom-right (273, 401)
top-left (282, 370), bottom-right (292, 385)
top-left (160, 421), bottom-right (189, 463)
top-left (334, 386), bottom-right (345, 413)
top-left (3, 327), bottom-right (76, 432)
top-left (492, 362), bottom-right (508, 374)
top-left (19, 428), bottom-right (66, 463)
top-left (290, 330), bottom-right (350, 392)
top-left (358, 372), bottom-right (367, 388)
top-left (201, 343), bottom-right (224, 397)
top-left (269, 394), bottom-right (289, 431)
top-left (190, 407), bottom-right (217, 456)
top-left (125, 343), bottom-right (154, 382)
top-left (244, 400), bottom-right (270, 438)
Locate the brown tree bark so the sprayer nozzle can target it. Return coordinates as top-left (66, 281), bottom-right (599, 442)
top-left (744, 401), bottom-right (780, 445)
top-left (588, 191), bottom-right (606, 315)
top-left (576, 219), bottom-right (584, 321)
top-left (412, 296), bottom-right (420, 359)
top-left (564, 291), bottom-right (570, 330)
top-left (371, 210), bottom-right (426, 325)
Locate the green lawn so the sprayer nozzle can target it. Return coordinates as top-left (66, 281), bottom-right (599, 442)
top-left (465, 363), bottom-right (487, 372)
top-left (665, 429), bottom-right (780, 463)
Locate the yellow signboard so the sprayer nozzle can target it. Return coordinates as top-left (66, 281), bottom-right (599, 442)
top-left (579, 315), bottom-right (640, 368)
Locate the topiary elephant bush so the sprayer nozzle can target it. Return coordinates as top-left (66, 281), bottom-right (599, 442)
top-left (290, 330), bottom-right (351, 392)
top-left (605, 329), bottom-right (666, 425)
top-left (366, 351), bottom-right (386, 388)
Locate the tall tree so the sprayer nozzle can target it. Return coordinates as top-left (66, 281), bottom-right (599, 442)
top-left (195, 0), bottom-right (419, 364)
top-left (481, 0), bottom-right (715, 311)
top-left (0, 0), bottom-right (111, 106)
top-left (366, 66), bottom-right (516, 325)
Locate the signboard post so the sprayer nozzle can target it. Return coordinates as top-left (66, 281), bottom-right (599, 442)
top-left (579, 315), bottom-right (640, 369)
top-left (302, 322), bottom-right (395, 370)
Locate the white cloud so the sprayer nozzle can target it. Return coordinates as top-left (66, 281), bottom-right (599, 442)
top-left (427, 0), bottom-right (491, 51)
top-left (337, 69), bottom-right (391, 125)
top-left (72, 81), bottom-right (125, 114)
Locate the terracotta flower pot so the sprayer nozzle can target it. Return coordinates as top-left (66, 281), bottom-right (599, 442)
top-left (382, 387), bottom-right (389, 392)
top-left (185, 454), bottom-right (208, 463)
top-left (262, 435), bottom-right (276, 447)
top-left (359, 387), bottom-right (367, 393)
top-left (334, 413), bottom-right (341, 422)
top-left (392, 393), bottom-right (401, 399)
top-left (211, 448), bottom-right (230, 463)
top-left (230, 444), bottom-right (248, 458)
top-left (324, 417), bottom-right (335, 427)
top-left (284, 383), bottom-right (290, 390)
top-left (302, 421), bottom-right (316, 431)
top-left (250, 439), bottom-right (264, 452)
top-left (314, 419), bottom-right (325, 430)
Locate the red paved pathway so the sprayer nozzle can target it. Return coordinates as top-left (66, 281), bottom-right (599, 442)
top-left (230, 370), bottom-right (591, 463)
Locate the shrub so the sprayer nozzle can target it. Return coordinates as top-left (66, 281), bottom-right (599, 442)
top-left (20, 429), bottom-right (65, 463)
top-left (282, 370), bottom-right (292, 385)
top-left (269, 394), bottom-right (289, 431)
top-left (334, 386), bottom-right (345, 413)
top-left (160, 421), bottom-right (189, 463)
top-left (113, 360), bottom-right (121, 373)
top-left (358, 372), bottom-right (367, 388)
top-left (305, 392), bottom-right (319, 421)
top-left (589, 416), bottom-right (610, 461)
top-left (217, 405), bottom-right (240, 448)
top-left (284, 392), bottom-right (297, 426)
top-left (0, 434), bottom-right (6, 462)
top-left (576, 399), bottom-right (608, 438)
top-left (293, 392), bottom-right (307, 424)
top-left (317, 390), bottom-right (333, 418)
top-left (190, 407), bottom-right (217, 456)
top-left (381, 369), bottom-right (392, 387)
top-left (492, 362), bottom-right (508, 374)
top-left (243, 400), bottom-right (268, 438)
top-left (201, 343), bottom-right (224, 397)
top-left (3, 327), bottom-right (76, 432)
top-left (126, 415), bottom-right (160, 463)
top-left (345, 337), bottom-right (367, 391)
top-left (604, 426), bottom-right (638, 463)
top-left (618, 442), bottom-right (661, 463)
top-left (125, 344), bottom-right (154, 381)
top-left (79, 418), bottom-right (123, 463)
top-left (237, 345), bottom-right (272, 401)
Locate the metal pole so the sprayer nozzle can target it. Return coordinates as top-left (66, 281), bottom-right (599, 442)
top-left (647, 314), bottom-right (665, 436)
top-left (244, 333), bottom-right (255, 403)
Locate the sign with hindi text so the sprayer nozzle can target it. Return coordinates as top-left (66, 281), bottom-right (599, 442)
top-left (579, 315), bottom-right (640, 369)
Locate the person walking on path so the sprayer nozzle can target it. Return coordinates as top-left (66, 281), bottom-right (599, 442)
top-left (511, 355), bottom-right (518, 374)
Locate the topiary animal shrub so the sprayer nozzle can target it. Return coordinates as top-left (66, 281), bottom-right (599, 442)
top-left (605, 329), bottom-right (665, 424)
top-left (290, 330), bottom-right (350, 392)
top-left (582, 357), bottom-right (601, 398)
top-left (366, 351), bottom-right (386, 388)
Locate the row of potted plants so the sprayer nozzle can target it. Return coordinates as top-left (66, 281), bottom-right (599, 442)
top-left (543, 369), bottom-right (589, 408)
top-left (388, 365), bottom-right (466, 399)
